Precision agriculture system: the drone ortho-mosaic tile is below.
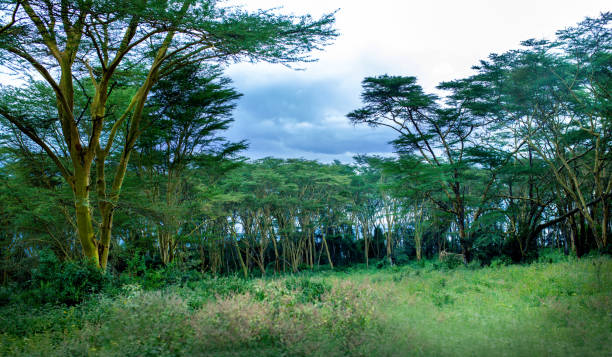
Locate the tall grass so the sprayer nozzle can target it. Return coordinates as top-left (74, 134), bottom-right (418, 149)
top-left (1, 256), bottom-right (611, 356)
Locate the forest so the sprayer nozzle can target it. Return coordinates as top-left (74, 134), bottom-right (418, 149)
top-left (0, 1), bottom-right (610, 356)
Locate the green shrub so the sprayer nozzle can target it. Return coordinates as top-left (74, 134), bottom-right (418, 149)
top-left (375, 258), bottom-right (390, 269)
top-left (0, 285), bottom-right (13, 306)
top-left (538, 248), bottom-right (568, 264)
top-left (125, 250), bottom-right (147, 277)
top-left (431, 291), bottom-right (455, 307)
top-left (24, 251), bottom-right (110, 305)
top-left (465, 259), bottom-right (482, 270)
top-left (207, 276), bottom-right (253, 296)
top-left (284, 277), bottom-right (330, 303)
top-left (490, 255), bottom-right (512, 268)
top-left (392, 252), bottom-right (412, 266)
top-left (180, 276), bottom-right (254, 304)
top-left (119, 263), bottom-right (204, 291)
top-left (392, 271), bottom-right (409, 282)
top-left (436, 252), bottom-right (464, 270)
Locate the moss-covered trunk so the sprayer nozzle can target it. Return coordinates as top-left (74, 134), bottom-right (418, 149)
top-left (73, 166), bottom-right (98, 266)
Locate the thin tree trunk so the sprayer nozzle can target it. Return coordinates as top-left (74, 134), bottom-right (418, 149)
top-left (271, 232), bottom-right (279, 272)
top-left (232, 232), bottom-right (248, 279)
top-left (309, 230), bottom-right (314, 269)
top-left (361, 222), bottom-right (369, 268)
top-left (602, 199), bottom-right (609, 248)
top-left (321, 229), bottom-right (334, 269)
top-left (386, 230), bottom-right (393, 266)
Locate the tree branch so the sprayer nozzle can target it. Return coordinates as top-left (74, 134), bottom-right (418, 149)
top-left (0, 107), bottom-right (74, 189)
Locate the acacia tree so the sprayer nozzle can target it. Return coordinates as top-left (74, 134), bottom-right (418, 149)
top-left (359, 156), bottom-right (401, 265)
top-left (311, 162), bottom-right (350, 269)
top-left (131, 63), bottom-right (245, 264)
top-left (382, 156), bottom-right (435, 261)
top-left (348, 76), bottom-right (505, 260)
top-left (470, 13), bottom-right (611, 254)
top-left (0, 0), bottom-right (336, 268)
top-left (0, 148), bottom-right (81, 282)
top-left (349, 157), bottom-right (381, 267)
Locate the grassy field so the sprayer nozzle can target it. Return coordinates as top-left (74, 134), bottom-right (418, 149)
top-left (1, 254), bottom-right (611, 356)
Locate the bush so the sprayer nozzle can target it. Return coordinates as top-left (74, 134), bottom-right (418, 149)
top-left (392, 252), bottom-right (412, 266)
top-left (465, 259), bottom-right (482, 270)
top-left (537, 248), bottom-right (569, 264)
top-left (125, 250), bottom-right (147, 277)
top-left (0, 285), bottom-right (13, 306)
top-left (180, 276), bottom-right (254, 308)
top-left (438, 252), bottom-right (465, 270)
top-left (284, 277), bottom-right (331, 303)
top-left (23, 251), bottom-right (110, 305)
top-left (117, 262), bottom-right (205, 291)
top-left (490, 256), bottom-right (512, 268)
top-left (598, 244), bottom-right (612, 257)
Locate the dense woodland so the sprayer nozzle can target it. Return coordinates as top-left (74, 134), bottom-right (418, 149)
top-left (0, 2), bottom-right (610, 281)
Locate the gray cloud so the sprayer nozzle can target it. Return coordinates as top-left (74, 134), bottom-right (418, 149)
top-left (225, 77), bottom-right (397, 162)
top-left (222, 0), bottom-right (609, 163)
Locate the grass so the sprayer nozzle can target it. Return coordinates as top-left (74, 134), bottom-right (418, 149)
top-left (1, 255), bottom-right (611, 356)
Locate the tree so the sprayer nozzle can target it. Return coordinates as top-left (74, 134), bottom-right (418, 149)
top-left (0, 0), bottom-right (337, 269)
top-left (349, 157), bottom-right (381, 267)
top-left (130, 63), bottom-right (245, 264)
top-left (471, 13), bottom-right (611, 254)
top-left (358, 156), bottom-right (401, 265)
top-left (348, 76), bottom-right (503, 261)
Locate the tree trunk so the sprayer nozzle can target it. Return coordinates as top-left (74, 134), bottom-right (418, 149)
top-left (322, 231), bottom-right (334, 269)
top-left (602, 199), bottom-right (609, 248)
top-left (99, 208), bottom-right (113, 270)
top-left (309, 231), bottom-right (314, 269)
top-left (386, 230), bottom-right (393, 266)
top-left (232, 233), bottom-right (248, 279)
top-left (361, 222), bottom-right (369, 267)
top-left (73, 167), bottom-right (99, 266)
top-left (458, 218), bottom-right (470, 262)
top-left (258, 243), bottom-right (266, 275)
top-left (271, 232), bottom-right (279, 272)
top-left (415, 232), bottom-right (423, 261)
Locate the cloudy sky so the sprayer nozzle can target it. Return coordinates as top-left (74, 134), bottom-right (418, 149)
top-left (222, 0), bottom-right (609, 162)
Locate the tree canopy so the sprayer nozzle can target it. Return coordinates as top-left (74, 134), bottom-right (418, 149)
top-left (0, 0), bottom-right (337, 268)
top-left (0, 9), bottom-right (609, 280)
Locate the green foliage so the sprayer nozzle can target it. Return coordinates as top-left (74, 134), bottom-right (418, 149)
top-left (392, 252), bottom-right (412, 266)
top-left (140, 266), bottom-right (200, 291)
top-left (537, 249), bottom-right (570, 264)
top-left (124, 251), bottom-right (147, 277)
top-left (23, 251), bottom-right (110, 306)
top-left (465, 259), bottom-right (482, 270)
top-left (431, 288), bottom-right (455, 308)
top-left (0, 296), bottom-right (113, 337)
top-left (489, 255), bottom-right (513, 268)
top-left (1, 258), bottom-right (611, 356)
top-left (375, 258), bottom-right (392, 269)
top-left (284, 277), bottom-right (331, 303)
top-left (0, 285), bottom-right (11, 306)
top-left (0, 0), bottom-right (338, 270)
top-left (194, 276), bottom-right (254, 297)
top-left (437, 253), bottom-right (465, 270)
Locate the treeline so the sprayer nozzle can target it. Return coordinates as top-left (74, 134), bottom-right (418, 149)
top-left (0, 3), bottom-right (610, 283)
top-left (347, 12), bottom-right (611, 264)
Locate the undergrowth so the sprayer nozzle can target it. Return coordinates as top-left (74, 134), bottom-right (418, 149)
top-left (1, 254), bottom-right (611, 356)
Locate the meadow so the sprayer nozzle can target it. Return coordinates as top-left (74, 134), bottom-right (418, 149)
top-left (1, 252), bottom-right (611, 357)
